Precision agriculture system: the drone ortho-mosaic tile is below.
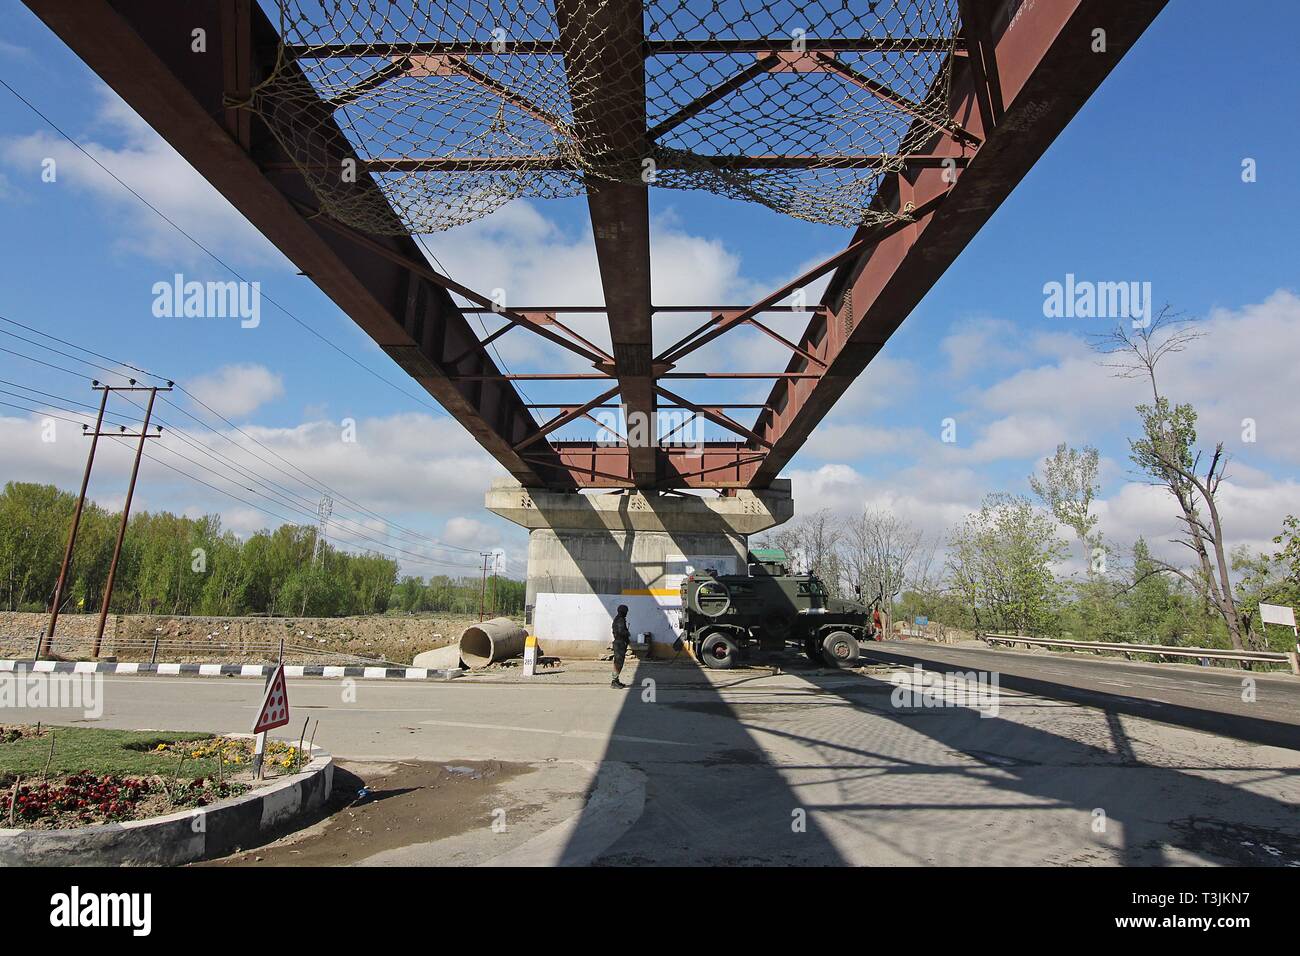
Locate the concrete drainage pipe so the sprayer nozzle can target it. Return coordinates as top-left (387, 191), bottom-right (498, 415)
top-left (459, 618), bottom-right (528, 669)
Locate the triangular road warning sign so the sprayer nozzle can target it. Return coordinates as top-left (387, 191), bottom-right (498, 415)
top-left (253, 663), bottom-right (290, 734)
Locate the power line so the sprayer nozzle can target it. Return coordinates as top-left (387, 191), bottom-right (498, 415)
top-left (114, 440), bottom-right (478, 573)
top-left (0, 393), bottom-right (484, 574)
top-left (139, 439), bottom-right (480, 569)
top-left (166, 385), bottom-right (477, 552)
top-left (411, 232), bottom-right (545, 426)
top-left (0, 75), bottom-right (525, 567)
top-left (0, 75), bottom-right (454, 418)
top-left (0, 313), bottom-right (480, 555)
top-left (0, 384), bottom-right (482, 571)
top-left (0, 326), bottom-right (136, 381)
top-left (116, 393), bottom-right (478, 561)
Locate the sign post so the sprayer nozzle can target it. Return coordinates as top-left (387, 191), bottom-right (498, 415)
top-left (522, 634), bottom-right (538, 677)
top-left (252, 662), bottom-right (290, 779)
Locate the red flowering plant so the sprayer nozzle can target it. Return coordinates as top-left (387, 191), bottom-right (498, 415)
top-left (9, 772), bottom-right (247, 827)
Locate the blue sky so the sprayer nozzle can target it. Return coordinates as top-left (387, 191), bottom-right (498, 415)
top-left (1, 0), bottom-right (1297, 578)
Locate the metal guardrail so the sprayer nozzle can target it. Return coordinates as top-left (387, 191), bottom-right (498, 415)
top-left (980, 633), bottom-right (1299, 675)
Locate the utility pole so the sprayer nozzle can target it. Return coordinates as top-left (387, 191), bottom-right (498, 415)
top-left (44, 383), bottom-right (109, 657)
top-left (478, 552), bottom-right (493, 622)
top-left (315, 496), bottom-right (333, 565)
top-left (491, 552), bottom-right (501, 617)
top-left (92, 382), bottom-right (172, 656)
top-left (301, 495), bottom-right (333, 616)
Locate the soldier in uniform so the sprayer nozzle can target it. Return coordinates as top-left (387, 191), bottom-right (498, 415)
top-left (611, 604), bottom-right (630, 689)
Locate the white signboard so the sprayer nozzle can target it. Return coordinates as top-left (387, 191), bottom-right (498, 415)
top-left (1259, 603), bottom-right (1297, 629)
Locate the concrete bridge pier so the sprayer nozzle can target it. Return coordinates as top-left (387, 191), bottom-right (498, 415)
top-left (485, 477), bottom-right (793, 659)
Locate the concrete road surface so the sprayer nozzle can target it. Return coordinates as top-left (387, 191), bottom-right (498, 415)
top-left (5, 643), bottom-right (1299, 866)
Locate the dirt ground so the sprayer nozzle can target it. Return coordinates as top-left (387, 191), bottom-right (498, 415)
top-left (2, 611), bottom-right (517, 665)
top-left (202, 759), bottom-right (536, 866)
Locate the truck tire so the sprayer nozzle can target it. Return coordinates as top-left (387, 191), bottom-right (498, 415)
top-left (699, 631), bottom-right (741, 670)
top-left (821, 630), bottom-right (860, 669)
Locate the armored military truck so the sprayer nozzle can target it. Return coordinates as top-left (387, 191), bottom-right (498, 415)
top-left (677, 549), bottom-right (876, 669)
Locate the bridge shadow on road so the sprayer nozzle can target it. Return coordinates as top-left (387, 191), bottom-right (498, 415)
top-left (867, 646), bottom-right (1300, 751)
top-left (795, 655), bottom-right (1300, 866)
top-left (556, 656), bottom-right (847, 866)
top-left (559, 651), bottom-right (1300, 866)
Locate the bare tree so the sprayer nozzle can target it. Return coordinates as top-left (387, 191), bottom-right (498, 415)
top-left (844, 507), bottom-right (922, 607)
top-left (766, 508), bottom-right (844, 595)
top-left (907, 535), bottom-right (945, 602)
top-left (1092, 307), bottom-right (1251, 649)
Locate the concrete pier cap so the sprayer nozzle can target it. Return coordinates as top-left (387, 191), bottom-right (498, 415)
top-left (485, 478), bottom-right (793, 658)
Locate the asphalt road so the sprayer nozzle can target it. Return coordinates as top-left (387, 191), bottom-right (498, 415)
top-left (866, 639), bottom-right (1300, 748)
top-left (4, 644), bottom-right (1299, 866)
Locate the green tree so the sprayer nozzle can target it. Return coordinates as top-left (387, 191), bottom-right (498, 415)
top-left (1094, 309), bottom-right (1251, 650)
top-left (947, 493), bottom-right (1068, 635)
top-left (1029, 443), bottom-right (1101, 562)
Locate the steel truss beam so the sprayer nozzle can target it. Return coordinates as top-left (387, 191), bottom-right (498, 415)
top-left (25, 1), bottom-right (1168, 492)
top-left (555, 0), bottom-right (658, 486)
top-left (21, 0), bottom-right (578, 489)
top-left (743, 0), bottom-right (1168, 487)
top-left (523, 442), bottom-right (765, 489)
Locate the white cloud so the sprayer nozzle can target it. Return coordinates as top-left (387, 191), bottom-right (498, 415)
top-left (784, 461), bottom-right (987, 546)
top-left (966, 291), bottom-right (1300, 457)
top-left (187, 364), bottom-right (284, 418)
top-left (963, 413), bottom-right (1077, 464)
top-left (781, 291), bottom-right (1300, 574)
top-left (421, 198), bottom-right (818, 378)
top-left (0, 406), bottom-right (524, 576)
top-left (442, 516), bottom-right (498, 548)
top-left (1098, 475), bottom-right (1298, 565)
top-left (0, 37), bottom-right (31, 62)
top-left (0, 88), bottom-right (289, 272)
top-left (801, 421), bottom-right (924, 461)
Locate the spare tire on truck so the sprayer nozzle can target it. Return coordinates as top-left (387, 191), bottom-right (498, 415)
top-left (821, 630), bottom-right (860, 669)
top-left (690, 579), bottom-right (732, 617)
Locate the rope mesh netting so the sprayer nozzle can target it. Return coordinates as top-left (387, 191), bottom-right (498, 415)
top-left (249, 0), bottom-right (961, 234)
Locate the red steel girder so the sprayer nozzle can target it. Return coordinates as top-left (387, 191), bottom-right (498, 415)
top-left (25, 0), bottom-right (1169, 494)
top-left (22, 0), bottom-right (579, 489)
top-left (745, 0), bottom-right (1169, 487)
top-left (524, 442), bottom-right (764, 489)
top-left (555, 0), bottom-right (657, 487)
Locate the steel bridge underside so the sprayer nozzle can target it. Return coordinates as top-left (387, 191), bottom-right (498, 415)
top-left (24, 0), bottom-right (1167, 490)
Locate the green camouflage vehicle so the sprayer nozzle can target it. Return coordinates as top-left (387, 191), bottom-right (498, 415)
top-left (677, 549), bottom-right (877, 670)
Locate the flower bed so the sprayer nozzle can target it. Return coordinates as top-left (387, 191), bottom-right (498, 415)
top-left (7, 772), bottom-right (247, 830)
top-left (2, 727), bottom-right (311, 830)
top-left (147, 735), bottom-right (307, 773)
